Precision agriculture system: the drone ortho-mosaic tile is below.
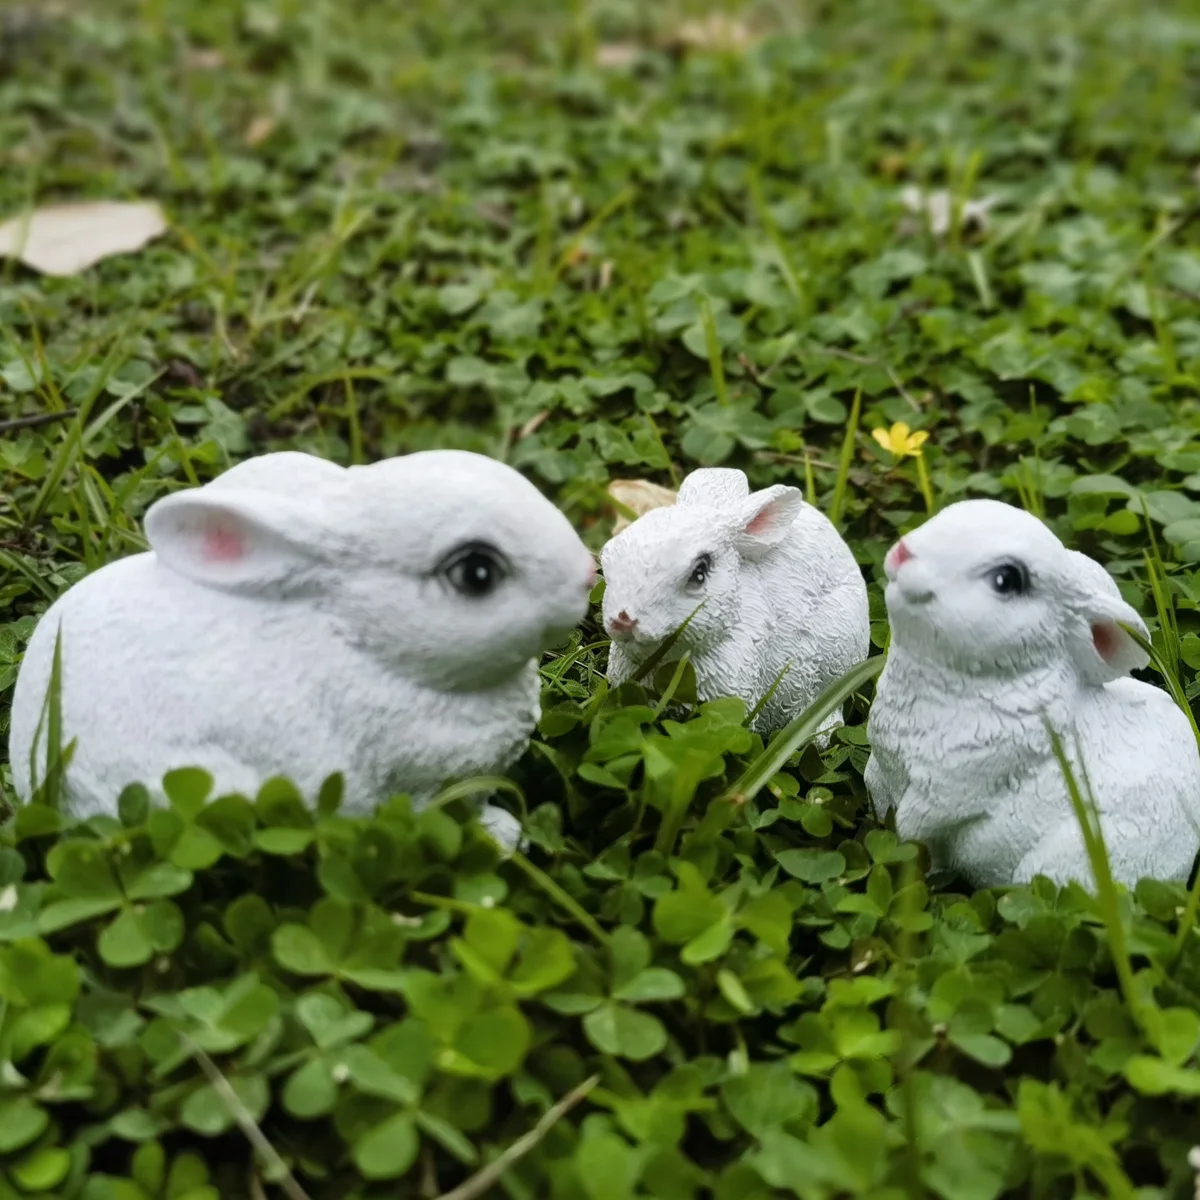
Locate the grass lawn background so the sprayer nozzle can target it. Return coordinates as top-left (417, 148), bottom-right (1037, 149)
top-left (3, 1), bottom-right (1200, 1197)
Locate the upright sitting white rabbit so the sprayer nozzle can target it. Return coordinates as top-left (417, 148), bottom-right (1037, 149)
top-left (866, 498), bottom-right (1200, 888)
top-left (600, 468), bottom-right (869, 736)
top-left (9, 450), bottom-right (596, 846)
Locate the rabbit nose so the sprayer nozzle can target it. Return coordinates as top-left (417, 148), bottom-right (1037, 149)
top-left (884, 538), bottom-right (913, 579)
top-left (584, 558), bottom-right (597, 589)
top-left (607, 610), bottom-right (638, 638)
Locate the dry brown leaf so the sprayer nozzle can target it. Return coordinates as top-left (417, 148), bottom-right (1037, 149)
top-left (595, 42), bottom-right (641, 68)
top-left (244, 114), bottom-right (278, 147)
top-left (0, 201), bottom-right (167, 277)
top-left (672, 14), bottom-right (757, 53)
top-left (608, 478), bottom-right (677, 534)
top-left (518, 410), bottom-right (551, 439)
top-left (184, 47), bottom-right (226, 70)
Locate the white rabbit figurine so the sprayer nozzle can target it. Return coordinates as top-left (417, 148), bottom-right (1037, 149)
top-left (9, 450), bottom-right (597, 848)
top-left (866, 498), bottom-right (1200, 888)
top-left (600, 468), bottom-right (869, 736)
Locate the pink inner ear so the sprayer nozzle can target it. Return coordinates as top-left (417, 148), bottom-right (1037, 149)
top-left (1092, 621), bottom-right (1121, 663)
top-left (201, 521), bottom-right (244, 563)
top-left (744, 505), bottom-right (778, 537)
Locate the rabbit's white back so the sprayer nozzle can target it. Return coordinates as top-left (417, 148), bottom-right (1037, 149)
top-left (10, 450), bottom-right (594, 828)
top-left (867, 499), bottom-right (1200, 887)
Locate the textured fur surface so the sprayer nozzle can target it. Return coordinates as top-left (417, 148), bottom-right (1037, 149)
top-left (10, 450), bottom-right (595, 842)
top-left (866, 498), bottom-right (1200, 888)
top-left (600, 468), bottom-right (870, 734)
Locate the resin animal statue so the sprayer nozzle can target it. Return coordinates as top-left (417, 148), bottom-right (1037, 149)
top-left (866, 498), bottom-right (1200, 888)
top-left (600, 468), bottom-right (870, 736)
top-left (9, 450), bottom-right (596, 848)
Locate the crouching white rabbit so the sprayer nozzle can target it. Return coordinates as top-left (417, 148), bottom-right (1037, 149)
top-left (599, 468), bottom-right (870, 736)
top-left (9, 450), bottom-right (597, 848)
top-left (866, 498), bottom-right (1200, 888)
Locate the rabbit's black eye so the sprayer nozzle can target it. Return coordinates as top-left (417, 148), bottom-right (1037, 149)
top-left (443, 543), bottom-right (508, 598)
top-left (988, 562), bottom-right (1030, 597)
top-left (688, 554), bottom-right (713, 588)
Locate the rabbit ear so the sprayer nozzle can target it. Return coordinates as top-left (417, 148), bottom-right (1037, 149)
top-left (735, 485), bottom-right (804, 560)
top-left (678, 468), bottom-right (750, 508)
top-left (145, 488), bottom-right (331, 594)
top-left (1064, 551), bottom-right (1150, 683)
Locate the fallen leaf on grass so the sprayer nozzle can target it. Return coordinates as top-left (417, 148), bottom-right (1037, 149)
top-left (670, 14), bottom-right (757, 54)
top-left (596, 43), bottom-right (641, 69)
top-left (608, 479), bottom-right (677, 534)
top-left (183, 47), bottom-right (225, 70)
top-left (0, 201), bottom-right (168, 277)
top-left (244, 115), bottom-right (278, 147)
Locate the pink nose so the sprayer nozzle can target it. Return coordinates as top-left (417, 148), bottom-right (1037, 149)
top-left (886, 539), bottom-right (913, 572)
top-left (584, 558), bottom-right (597, 588)
top-left (607, 610), bottom-right (637, 637)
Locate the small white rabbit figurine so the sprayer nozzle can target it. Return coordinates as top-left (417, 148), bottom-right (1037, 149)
top-left (9, 450), bottom-right (596, 847)
top-left (600, 468), bottom-right (869, 736)
top-left (866, 498), bottom-right (1200, 888)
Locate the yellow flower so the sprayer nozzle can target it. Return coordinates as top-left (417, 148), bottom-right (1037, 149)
top-left (872, 422), bottom-right (929, 459)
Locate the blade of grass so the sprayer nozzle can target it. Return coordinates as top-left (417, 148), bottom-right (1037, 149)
top-left (28, 626), bottom-right (74, 811)
top-left (508, 851), bottom-right (609, 947)
top-left (551, 185), bottom-right (635, 283)
top-left (0, 549), bottom-right (58, 603)
top-left (265, 367), bottom-right (390, 421)
top-left (698, 294), bottom-right (729, 408)
top-left (914, 451), bottom-right (936, 515)
top-left (630, 601), bottom-right (706, 683)
top-left (429, 776), bottom-right (527, 812)
top-left (721, 655), bottom-right (884, 805)
top-left (642, 414), bottom-right (679, 489)
top-left (803, 450), bottom-right (817, 506)
top-left (1120, 622), bottom-right (1200, 957)
top-left (433, 1075), bottom-right (599, 1200)
top-left (344, 373), bottom-right (364, 465)
top-left (747, 659), bottom-right (792, 726)
top-left (1142, 533), bottom-right (1180, 678)
top-left (28, 371), bottom-right (162, 526)
top-left (829, 387), bottom-right (862, 528)
top-left (540, 639), bottom-right (611, 692)
top-left (1121, 624), bottom-right (1200, 746)
top-left (178, 1034), bottom-right (313, 1200)
top-left (652, 653), bottom-right (692, 719)
top-left (1048, 722), bottom-right (1152, 1034)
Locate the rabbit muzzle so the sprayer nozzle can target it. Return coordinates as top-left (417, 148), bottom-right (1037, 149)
top-left (607, 610), bottom-right (639, 640)
top-left (884, 542), bottom-right (935, 607)
top-left (884, 537), bottom-right (913, 578)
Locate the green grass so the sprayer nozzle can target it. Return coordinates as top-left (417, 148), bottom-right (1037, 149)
top-left (4, 0), bottom-right (1200, 1196)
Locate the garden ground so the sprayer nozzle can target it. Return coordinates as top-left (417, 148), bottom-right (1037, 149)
top-left (3, 1), bottom-right (1200, 1197)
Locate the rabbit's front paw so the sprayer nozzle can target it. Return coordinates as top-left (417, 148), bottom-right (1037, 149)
top-left (478, 803), bottom-right (527, 856)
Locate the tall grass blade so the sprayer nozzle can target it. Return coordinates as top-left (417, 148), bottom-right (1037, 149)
top-left (698, 294), bottom-right (729, 407)
top-left (1048, 722), bottom-right (1150, 1033)
top-left (430, 775), bottom-right (526, 813)
top-left (721, 655), bottom-right (884, 805)
top-left (28, 626), bottom-right (75, 812)
top-left (1121, 621), bottom-right (1200, 956)
top-left (652, 653), bottom-right (693, 719)
top-left (747, 659), bottom-right (792, 726)
top-left (829, 387), bottom-right (862, 528)
top-left (630, 601), bottom-right (706, 683)
top-left (1142, 535), bottom-right (1180, 679)
top-left (1121, 623), bottom-right (1200, 746)
top-left (509, 851), bottom-right (610, 947)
